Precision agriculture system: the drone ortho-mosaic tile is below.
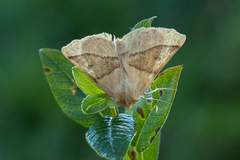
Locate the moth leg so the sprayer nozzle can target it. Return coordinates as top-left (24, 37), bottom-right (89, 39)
top-left (144, 88), bottom-right (176, 95)
top-left (141, 96), bottom-right (171, 104)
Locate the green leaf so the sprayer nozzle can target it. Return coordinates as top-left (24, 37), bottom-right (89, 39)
top-left (82, 95), bottom-right (117, 114)
top-left (72, 66), bottom-right (108, 97)
top-left (131, 16), bottom-right (157, 31)
top-left (82, 95), bottom-right (108, 114)
top-left (86, 114), bottom-right (136, 160)
top-left (151, 65), bottom-right (183, 107)
top-left (130, 98), bottom-right (152, 148)
top-left (39, 48), bottom-right (101, 128)
top-left (131, 65), bottom-right (183, 152)
top-left (142, 131), bottom-right (161, 160)
top-left (106, 99), bottom-right (119, 108)
top-left (125, 132), bottom-right (160, 160)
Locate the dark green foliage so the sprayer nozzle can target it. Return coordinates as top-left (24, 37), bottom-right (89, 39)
top-left (2, 1), bottom-right (240, 160)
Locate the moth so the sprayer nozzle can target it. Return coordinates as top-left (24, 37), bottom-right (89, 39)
top-left (62, 27), bottom-right (186, 110)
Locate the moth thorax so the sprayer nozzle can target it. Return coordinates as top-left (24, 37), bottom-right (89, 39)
top-left (113, 80), bottom-right (141, 110)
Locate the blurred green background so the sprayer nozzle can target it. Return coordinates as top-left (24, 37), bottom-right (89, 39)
top-left (1, 0), bottom-right (240, 159)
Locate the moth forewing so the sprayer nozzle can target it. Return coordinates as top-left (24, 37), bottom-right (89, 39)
top-left (61, 33), bottom-right (122, 98)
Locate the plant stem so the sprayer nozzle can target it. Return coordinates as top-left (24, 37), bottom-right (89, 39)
top-left (99, 112), bottom-right (103, 117)
top-left (110, 107), bottom-right (117, 118)
top-left (139, 152), bottom-right (144, 160)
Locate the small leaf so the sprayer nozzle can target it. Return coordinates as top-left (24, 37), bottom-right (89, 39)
top-left (82, 95), bottom-right (108, 114)
top-left (72, 66), bottom-right (108, 97)
top-left (131, 16), bottom-right (157, 31)
top-left (81, 95), bottom-right (118, 114)
top-left (86, 114), bottom-right (136, 160)
top-left (131, 65), bottom-right (183, 152)
top-left (39, 48), bottom-right (101, 128)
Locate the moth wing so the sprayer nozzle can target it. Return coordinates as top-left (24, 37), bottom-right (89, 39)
top-left (61, 33), bottom-right (123, 97)
top-left (116, 27), bottom-right (186, 96)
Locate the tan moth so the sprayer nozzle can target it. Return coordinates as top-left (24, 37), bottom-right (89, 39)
top-left (62, 27), bottom-right (186, 110)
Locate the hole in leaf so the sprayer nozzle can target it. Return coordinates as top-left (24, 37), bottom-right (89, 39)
top-left (137, 107), bottom-right (144, 118)
top-left (44, 68), bottom-right (51, 72)
top-left (71, 83), bottom-right (78, 95)
top-left (150, 127), bottom-right (161, 144)
top-left (131, 151), bottom-right (136, 158)
top-left (159, 90), bottom-right (163, 96)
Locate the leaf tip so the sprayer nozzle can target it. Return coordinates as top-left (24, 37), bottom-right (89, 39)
top-left (38, 48), bottom-right (47, 55)
top-left (38, 48), bottom-right (44, 54)
top-left (149, 16), bottom-right (158, 22)
top-left (131, 16), bottom-right (158, 31)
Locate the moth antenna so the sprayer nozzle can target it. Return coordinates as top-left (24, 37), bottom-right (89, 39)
top-left (144, 88), bottom-right (176, 95)
top-left (141, 96), bottom-right (171, 104)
